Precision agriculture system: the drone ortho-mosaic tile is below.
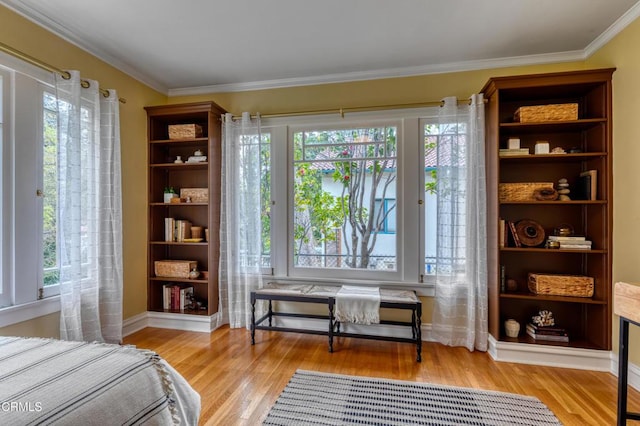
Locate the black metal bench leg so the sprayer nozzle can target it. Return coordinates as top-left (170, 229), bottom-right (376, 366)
top-left (251, 293), bottom-right (256, 345)
top-left (268, 300), bottom-right (273, 327)
top-left (328, 298), bottom-right (334, 353)
top-left (618, 317), bottom-right (630, 425)
top-left (416, 302), bottom-right (422, 363)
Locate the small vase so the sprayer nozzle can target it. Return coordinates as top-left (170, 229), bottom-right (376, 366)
top-left (188, 268), bottom-right (200, 280)
top-left (504, 319), bottom-right (520, 338)
top-left (163, 192), bottom-right (176, 203)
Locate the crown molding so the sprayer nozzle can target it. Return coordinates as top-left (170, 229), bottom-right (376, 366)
top-left (5, 0), bottom-right (638, 97)
top-left (1, 0), bottom-right (169, 94)
top-left (168, 50), bottom-right (586, 96)
top-left (584, 1), bottom-right (640, 58)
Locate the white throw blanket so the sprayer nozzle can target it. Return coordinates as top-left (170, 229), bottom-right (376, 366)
top-left (335, 285), bottom-right (380, 325)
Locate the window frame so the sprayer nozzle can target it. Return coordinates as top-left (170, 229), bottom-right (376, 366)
top-left (0, 51), bottom-right (59, 325)
top-left (288, 119), bottom-right (402, 282)
top-left (261, 108), bottom-right (438, 291)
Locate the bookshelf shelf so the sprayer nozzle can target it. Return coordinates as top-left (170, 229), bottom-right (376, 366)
top-left (483, 68), bottom-right (614, 351)
top-left (499, 292), bottom-right (607, 304)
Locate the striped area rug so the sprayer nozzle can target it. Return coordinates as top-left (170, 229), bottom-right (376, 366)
top-left (264, 370), bottom-right (562, 425)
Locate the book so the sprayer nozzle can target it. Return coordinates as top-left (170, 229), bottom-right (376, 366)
top-left (559, 242), bottom-right (592, 250)
top-left (499, 148), bottom-right (530, 157)
top-left (526, 324), bottom-right (567, 336)
top-left (548, 235), bottom-right (587, 241)
top-left (164, 217), bottom-right (175, 242)
top-left (499, 219), bottom-right (506, 248)
top-left (526, 329), bottom-right (569, 342)
top-left (180, 286), bottom-right (194, 311)
top-left (579, 169), bottom-right (597, 200)
top-left (500, 265), bottom-right (506, 293)
top-left (508, 221), bottom-right (521, 247)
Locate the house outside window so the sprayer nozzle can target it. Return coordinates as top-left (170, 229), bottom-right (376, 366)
top-left (292, 126), bottom-right (398, 273)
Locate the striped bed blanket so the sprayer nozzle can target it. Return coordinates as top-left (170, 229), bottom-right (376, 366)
top-left (0, 336), bottom-right (200, 425)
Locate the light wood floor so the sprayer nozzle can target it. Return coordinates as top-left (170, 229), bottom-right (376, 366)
top-left (124, 326), bottom-right (640, 425)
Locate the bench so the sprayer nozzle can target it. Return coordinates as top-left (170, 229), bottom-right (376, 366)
top-left (250, 283), bottom-right (422, 362)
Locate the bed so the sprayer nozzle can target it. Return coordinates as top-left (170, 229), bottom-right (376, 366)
top-left (0, 336), bottom-right (200, 425)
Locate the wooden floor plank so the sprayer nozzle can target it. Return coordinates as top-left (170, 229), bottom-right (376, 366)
top-left (124, 326), bottom-right (640, 426)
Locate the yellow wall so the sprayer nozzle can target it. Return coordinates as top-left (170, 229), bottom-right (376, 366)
top-left (0, 5), bottom-right (167, 337)
top-left (1, 3), bottom-right (638, 365)
top-left (586, 17), bottom-right (640, 364)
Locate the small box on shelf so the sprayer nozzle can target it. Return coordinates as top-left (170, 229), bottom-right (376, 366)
top-left (155, 260), bottom-right (198, 278)
top-left (180, 188), bottom-right (208, 203)
top-left (168, 124), bottom-right (203, 140)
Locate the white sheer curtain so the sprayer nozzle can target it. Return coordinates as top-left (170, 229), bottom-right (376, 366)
top-left (432, 95), bottom-right (488, 352)
top-left (219, 112), bottom-right (264, 329)
top-left (56, 71), bottom-right (123, 343)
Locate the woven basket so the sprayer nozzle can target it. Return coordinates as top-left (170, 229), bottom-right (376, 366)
top-left (180, 188), bottom-right (208, 203)
top-left (514, 103), bottom-right (578, 123)
top-left (528, 273), bottom-right (594, 297)
top-left (498, 182), bottom-right (554, 202)
top-left (168, 124), bottom-right (203, 140)
top-left (155, 260), bottom-right (197, 278)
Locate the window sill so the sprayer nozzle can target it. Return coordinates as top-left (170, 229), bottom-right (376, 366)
top-left (0, 296), bottom-right (60, 328)
top-left (264, 275), bottom-right (435, 297)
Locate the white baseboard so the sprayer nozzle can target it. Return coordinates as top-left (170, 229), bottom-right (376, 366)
top-left (488, 335), bottom-right (612, 371)
top-left (123, 311), bottom-right (223, 334)
top-left (122, 312), bottom-right (149, 337)
top-left (610, 352), bottom-right (640, 392)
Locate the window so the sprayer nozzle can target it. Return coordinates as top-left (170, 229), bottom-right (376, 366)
top-left (423, 121), bottom-right (438, 276)
top-left (0, 54), bottom-right (59, 321)
top-left (259, 132), bottom-right (271, 269)
top-left (0, 71), bottom-right (7, 307)
top-left (42, 92), bottom-right (59, 287)
top-left (257, 107), bottom-right (466, 288)
top-left (292, 126), bottom-right (397, 274)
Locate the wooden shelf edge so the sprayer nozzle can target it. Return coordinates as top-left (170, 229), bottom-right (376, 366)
top-left (499, 335), bottom-right (605, 350)
top-left (500, 247), bottom-right (606, 253)
top-left (150, 277), bottom-right (209, 284)
top-left (500, 292), bottom-right (606, 304)
top-left (499, 152), bottom-right (606, 160)
top-left (150, 241), bottom-right (208, 246)
top-left (149, 137), bottom-right (209, 144)
top-left (149, 202), bottom-right (208, 206)
top-left (149, 309), bottom-right (209, 316)
top-left (150, 162), bottom-right (208, 168)
top-left (499, 118), bottom-right (606, 127)
top-left (499, 200), bottom-right (606, 205)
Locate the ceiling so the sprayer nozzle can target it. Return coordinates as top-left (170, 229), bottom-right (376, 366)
top-left (3, 0), bottom-right (640, 95)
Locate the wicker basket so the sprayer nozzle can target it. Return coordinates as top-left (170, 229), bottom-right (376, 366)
top-left (528, 273), bottom-right (594, 297)
top-left (498, 182), bottom-right (554, 202)
top-left (155, 260), bottom-right (197, 278)
top-left (168, 124), bottom-right (203, 140)
top-left (180, 188), bottom-right (208, 203)
top-left (514, 103), bottom-right (578, 123)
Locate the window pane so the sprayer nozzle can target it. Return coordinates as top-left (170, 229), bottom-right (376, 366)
top-left (293, 127), bottom-right (397, 271)
top-left (42, 92), bottom-right (58, 286)
top-left (260, 133), bottom-right (271, 267)
top-left (0, 76), bottom-right (3, 295)
top-left (424, 124), bottom-right (438, 275)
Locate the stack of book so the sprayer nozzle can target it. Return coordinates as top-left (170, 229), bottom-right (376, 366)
top-left (499, 148), bottom-right (530, 157)
top-left (164, 218), bottom-right (193, 242)
top-left (547, 235), bottom-right (592, 250)
top-left (163, 284), bottom-right (194, 311)
top-left (526, 323), bottom-right (569, 342)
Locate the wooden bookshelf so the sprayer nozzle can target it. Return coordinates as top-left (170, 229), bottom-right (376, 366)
top-left (145, 102), bottom-right (225, 316)
top-left (482, 68), bottom-right (615, 350)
